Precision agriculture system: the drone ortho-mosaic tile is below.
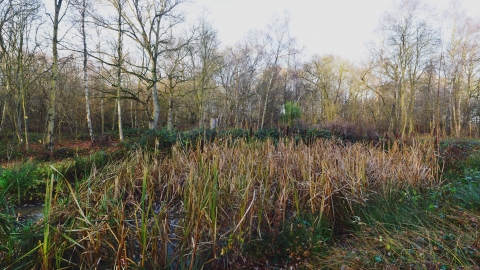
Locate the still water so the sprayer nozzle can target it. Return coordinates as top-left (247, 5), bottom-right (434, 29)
top-left (13, 204), bottom-right (44, 222)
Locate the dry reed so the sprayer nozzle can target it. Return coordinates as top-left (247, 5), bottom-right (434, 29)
top-left (44, 138), bottom-right (440, 268)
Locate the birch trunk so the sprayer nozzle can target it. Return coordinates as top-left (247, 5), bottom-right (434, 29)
top-left (82, 0), bottom-right (94, 143)
top-left (116, 0), bottom-right (124, 141)
top-left (46, 0), bottom-right (63, 151)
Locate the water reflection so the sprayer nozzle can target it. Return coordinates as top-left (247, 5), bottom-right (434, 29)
top-left (14, 204), bottom-right (44, 222)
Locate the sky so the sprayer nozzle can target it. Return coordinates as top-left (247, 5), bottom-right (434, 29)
top-left (185, 0), bottom-right (480, 64)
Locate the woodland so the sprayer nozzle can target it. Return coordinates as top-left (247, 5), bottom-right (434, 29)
top-left (0, 0), bottom-right (479, 145)
top-left (0, 0), bottom-right (480, 269)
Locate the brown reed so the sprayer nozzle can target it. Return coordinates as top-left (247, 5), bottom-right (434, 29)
top-left (43, 138), bottom-right (440, 268)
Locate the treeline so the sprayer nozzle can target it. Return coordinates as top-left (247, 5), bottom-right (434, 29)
top-left (1, 0), bottom-right (480, 150)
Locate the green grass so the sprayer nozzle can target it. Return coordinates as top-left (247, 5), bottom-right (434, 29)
top-left (0, 161), bottom-right (44, 205)
top-left (318, 180), bottom-right (480, 269)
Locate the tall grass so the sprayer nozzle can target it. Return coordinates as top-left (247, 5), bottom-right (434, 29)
top-left (41, 173), bottom-right (54, 269)
top-left (7, 138), bottom-right (442, 268)
top-left (320, 183), bottom-right (480, 269)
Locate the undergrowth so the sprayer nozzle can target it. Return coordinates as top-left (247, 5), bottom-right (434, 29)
top-left (1, 137), bottom-right (479, 269)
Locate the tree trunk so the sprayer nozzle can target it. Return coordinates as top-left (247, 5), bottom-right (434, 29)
top-left (17, 25), bottom-right (29, 149)
top-left (261, 66), bottom-right (278, 129)
top-left (260, 90), bottom-right (269, 129)
top-left (198, 99), bottom-right (204, 128)
top-left (46, 0), bottom-right (63, 151)
top-left (135, 100), bottom-right (138, 129)
top-left (167, 80), bottom-right (174, 131)
top-left (101, 98), bottom-right (104, 134)
top-left (21, 86), bottom-right (28, 150)
top-left (0, 100), bottom-right (6, 132)
top-left (116, 0), bottom-right (124, 141)
top-left (234, 72), bottom-right (239, 127)
top-left (117, 96), bottom-right (123, 141)
top-left (130, 100), bottom-right (134, 129)
top-left (151, 64), bottom-right (160, 130)
top-left (452, 78), bottom-right (461, 137)
top-left (13, 100), bottom-right (22, 142)
top-left (167, 94), bottom-right (174, 132)
top-left (82, 0), bottom-right (94, 143)
top-left (466, 70), bottom-right (473, 136)
top-left (112, 99), bottom-right (117, 131)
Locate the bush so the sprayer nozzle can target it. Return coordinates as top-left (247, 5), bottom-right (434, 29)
top-left (305, 128), bottom-right (332, 143)
top-left (254, 127), bottom-right (280, 142)
top-left (156, 128), bottom-right (177, 148)
top-left (121, 127), bottom-right (335, 153)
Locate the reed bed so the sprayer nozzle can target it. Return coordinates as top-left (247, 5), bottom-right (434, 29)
top-left (32, 138), bottom-right (440, 268)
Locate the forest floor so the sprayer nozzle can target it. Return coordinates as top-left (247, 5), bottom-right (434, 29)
top-left (1, 135), bottom-right (120, 165)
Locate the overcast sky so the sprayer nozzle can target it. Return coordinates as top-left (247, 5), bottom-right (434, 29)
top-left (184, 0), bottom-right (480, 63)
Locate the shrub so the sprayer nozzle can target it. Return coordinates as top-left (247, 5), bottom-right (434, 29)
top-left (254, 127), bottom-right (280, 142)
top-left (305, 128), bottom-right (332, 143)
top-left (156, 128), bottom-right (177, 149)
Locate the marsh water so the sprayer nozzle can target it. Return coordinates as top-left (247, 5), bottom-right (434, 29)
top-left (13, 204), bottom-right (44, 222)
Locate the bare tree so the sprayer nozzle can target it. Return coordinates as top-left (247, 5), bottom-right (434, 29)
top-left (302, 55), bottom-right (351, 123)
top-left (159, 36), bottom-right (189, 131)
top-left (443, 2), bottom-right (480, 136)
top-left (187, 19), bottom-right (221, 128)
top-left (0, 0), bottom-right (43, 149)
top-left (255, 14), bottom-right (297, 129)
top-left (371, 0), bottom-right (439, 136)
top-left (121, 0), bottom-right (187, 130)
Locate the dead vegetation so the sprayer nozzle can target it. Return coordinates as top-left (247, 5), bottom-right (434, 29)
top-left (18, 138), bottom-right (444, 269)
